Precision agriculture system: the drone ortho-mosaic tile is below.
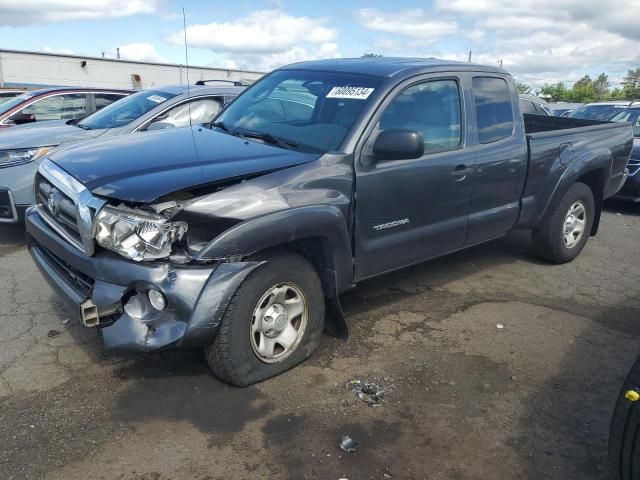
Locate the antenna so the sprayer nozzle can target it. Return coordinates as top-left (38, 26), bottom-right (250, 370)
top-left (183, 7), bottom-right (192, 127)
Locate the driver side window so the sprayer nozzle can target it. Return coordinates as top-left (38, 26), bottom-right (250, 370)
top-left (378, 79), bottom-right (462, 153)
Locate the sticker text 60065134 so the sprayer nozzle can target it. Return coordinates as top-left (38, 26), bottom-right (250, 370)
top-left (326, 87), bottom-right (375, 100)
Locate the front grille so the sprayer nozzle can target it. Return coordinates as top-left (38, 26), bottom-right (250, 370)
top-left (629, 158), bottom-right (640, 176)
top-left (35, 173), bottom-right (84, 249)
top-left (37, 244), bottom-right (94, 297)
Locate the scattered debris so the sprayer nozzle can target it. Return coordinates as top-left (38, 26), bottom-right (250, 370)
top-left (62, 318), bottom-right (70, 325)
top-left (47, 330), bottom-right (61, 338)
top-left (496, 324), bottom-right (504, 329)
top-left (347, 378), bottom-right (393, 405)
top-left (339, 435), bottom-right (360, 453)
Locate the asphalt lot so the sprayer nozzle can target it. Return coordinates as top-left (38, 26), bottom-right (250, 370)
top-left (0, 201), bottom-right (639, 480)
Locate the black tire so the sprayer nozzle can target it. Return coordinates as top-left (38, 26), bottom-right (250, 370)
top-left (532, 182), bottom-right (595, 264)
top-left (609, 356), bottom-right (640, 480)
top-left (205, 251), bottom-right (325, 387)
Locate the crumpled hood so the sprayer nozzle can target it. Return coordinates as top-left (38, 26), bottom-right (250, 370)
top-left (0, 120), bottom-right (103, 150)
top-left (49, 126), bottom-right (322, 203)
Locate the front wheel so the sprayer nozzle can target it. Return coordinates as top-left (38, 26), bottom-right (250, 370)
top-left (532, 182), bottom-right (595, 264)
top-left (205, 251), bottom-right (325, 386)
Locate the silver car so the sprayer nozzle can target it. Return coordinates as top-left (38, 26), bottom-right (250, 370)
top-left (0, 84), bottom-right (244, 223)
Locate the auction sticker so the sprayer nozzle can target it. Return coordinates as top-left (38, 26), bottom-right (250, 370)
top-left (326, 86), bottom-right (374, 100)
top-left (147, 95), bottom-right (167, 103)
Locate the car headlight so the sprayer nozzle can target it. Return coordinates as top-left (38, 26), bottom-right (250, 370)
top-left (0, 146), bottom-right (53, 168)
top-left (94, 206), bottom-right (188, 262)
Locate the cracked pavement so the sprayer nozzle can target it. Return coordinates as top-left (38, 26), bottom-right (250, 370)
top-left (0, 201), bottom-right (639, 479)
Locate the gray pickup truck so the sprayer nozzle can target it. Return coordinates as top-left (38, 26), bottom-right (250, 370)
top-left (25, 58), bottom-right (632, 386)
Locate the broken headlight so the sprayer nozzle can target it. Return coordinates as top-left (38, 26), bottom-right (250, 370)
top-left (94, 206), bottom-right (188, 262)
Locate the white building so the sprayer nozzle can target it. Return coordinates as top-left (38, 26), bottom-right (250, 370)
top-left (0, 49), bottom-right (264, 90)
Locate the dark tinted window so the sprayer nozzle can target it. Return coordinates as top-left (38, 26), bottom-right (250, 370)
top-left (473, 77), bottom-right (514, 144)
top-left (94, 93), bottom-right (127, 112)
top-left (569, 104), bottom-right (621, 120)
top-left (519, 99), bottom-right (537, 114)
top-left (380, 79), bottom-right (462, 152)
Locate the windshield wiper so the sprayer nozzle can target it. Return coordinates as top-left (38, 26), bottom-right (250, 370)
top-left (238, 130), bottom-right (299, 149)
top-left (207, 121), bottom-right (234, 134)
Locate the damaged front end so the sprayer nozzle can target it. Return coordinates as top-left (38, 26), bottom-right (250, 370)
top-left (25, 159), bottom-right (271, 351)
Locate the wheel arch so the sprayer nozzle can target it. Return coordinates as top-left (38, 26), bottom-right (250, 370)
top-left (194, 205), bottom-right (354, 337)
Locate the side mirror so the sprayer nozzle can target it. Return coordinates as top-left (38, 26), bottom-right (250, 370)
top-left (373, 129), bottom-right (424, 161)
top-left (10, 112), bottom-right (36, 125)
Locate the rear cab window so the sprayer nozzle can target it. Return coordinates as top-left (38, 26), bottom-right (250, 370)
top-left (472, 77), bottom-right (514, 144)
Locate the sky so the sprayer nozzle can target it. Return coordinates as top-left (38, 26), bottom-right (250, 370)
top-left (1, 0), bottom-right (639, 89)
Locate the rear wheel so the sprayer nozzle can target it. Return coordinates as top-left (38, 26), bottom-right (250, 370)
top-left (609, 356), bottom-right (640, 480)
top-left (205, 251), bottom-right (325, 386)
top-left (532, 182), bottom-right (595, 263)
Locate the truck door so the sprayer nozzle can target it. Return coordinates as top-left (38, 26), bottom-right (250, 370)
top-left (354, 76), bottom-right (475, 280)
top-left (465, 76), bottom-right (528, 244)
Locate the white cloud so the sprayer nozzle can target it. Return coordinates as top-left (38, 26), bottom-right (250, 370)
top-left (113, 43), bottom-right (165, 63)
top-left (357, 8), bottom-right (457, 43)
top-left (166, 10), bottom-right (340, 71)
top-left (363, 0), bottom-right (640, 87)
top-left (42, 46), bottom-right (75, 55)
top-left (0, 0), bottom-right (160, 26)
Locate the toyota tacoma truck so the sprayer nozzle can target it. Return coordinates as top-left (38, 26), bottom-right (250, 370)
top-left (24, 58), bottom-right (633, 386)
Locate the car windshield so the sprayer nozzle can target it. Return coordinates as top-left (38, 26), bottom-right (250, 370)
top-left (569, 104), bottom-right (623, 121)
top-left (0, 92), bottom-right (36, 115)
top-left (610, 109), bottom-right (640, 137)
top-left (215, 69), bottom-right (383, 153)
top-left (78, 89), bottom-right (177, 130)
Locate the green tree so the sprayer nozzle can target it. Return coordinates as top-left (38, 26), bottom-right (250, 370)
top-left (539, 82), bottom-right (568, 102)
top-left (516, 82), bottom-right (532, 95)
top-left (567, 75), bottom-right (596, 103)
top-left (361, 53), bottom-right (383, 58)
top-left (593, 73), bottom-right (609, 100)
top-left (622, 67), bottom-right (640, 99)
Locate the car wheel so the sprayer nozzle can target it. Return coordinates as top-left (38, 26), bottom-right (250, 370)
top-left (610, 356), bottom-right (640, 480)
top-left (532, 182), bottom-right (595, 264)
top-left (205, 251), bottom-right (325, 386)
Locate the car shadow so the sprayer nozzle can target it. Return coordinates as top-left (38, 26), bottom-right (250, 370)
top-left (513, 305), bottom-right (640, 479)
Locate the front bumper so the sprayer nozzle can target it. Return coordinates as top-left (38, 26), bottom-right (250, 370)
top-left (26, 206), bottom-right (262, 351)
top-left (0, 160), bottom-right (39, 223)
top-left (614, 164), bottom-right (640, 202)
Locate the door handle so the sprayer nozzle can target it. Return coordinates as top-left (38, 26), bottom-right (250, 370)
top-left (451, 164), bottom-right (473, 178)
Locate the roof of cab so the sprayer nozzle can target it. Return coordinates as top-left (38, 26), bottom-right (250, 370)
top-left (280, 57), bottom-right (508, 77)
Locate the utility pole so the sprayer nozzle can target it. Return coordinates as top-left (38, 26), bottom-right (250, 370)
top-left (116, 48), bottom-right (120, 60)
top-left (468, 50), bottom-right (472, 63)
top-left (499, 59), bottom-right (503, 68)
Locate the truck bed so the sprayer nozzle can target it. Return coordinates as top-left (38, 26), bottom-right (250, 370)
top-left (518, 114), bottom-right (633, 229)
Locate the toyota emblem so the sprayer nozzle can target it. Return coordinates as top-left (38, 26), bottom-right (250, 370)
top-left (47, 191), bottom-right (57, 216)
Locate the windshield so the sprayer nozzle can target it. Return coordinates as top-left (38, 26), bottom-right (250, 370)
top-left (610, 109), bottom-right (640, 137)
top-left (0, 92), bottom-right (36, 115)
top-left (569, 104), bottom-right (623, 121)
top-left (78, 89), bottom-right (177, 130)
top-left (215, 69), bottom-right (383, 153)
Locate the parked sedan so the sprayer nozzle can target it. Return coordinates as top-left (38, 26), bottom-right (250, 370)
top-left (0, 89), bottom-right (26, 105)
top-left (519, 94), bottom-right (552, 115)
top-left (0, 84), bottom-right (243, 223)
top-left (0, 87), bottom-right (132, 129)
top-left (568, 101), bottom-right (637, 121)
top-left (609, 106), bottom-right (640, 201)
